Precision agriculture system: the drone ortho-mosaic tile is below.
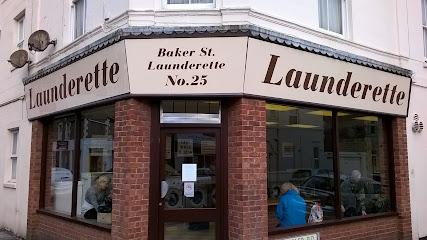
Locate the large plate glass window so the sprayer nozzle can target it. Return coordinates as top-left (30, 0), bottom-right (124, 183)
top-left (266, 104), bottom-right (335, 228)
top-left (422, 0), bottom-right (427, 58)
top-left (266, 103), bottom-right (391, 229)
top-left (43, 104), bottom-right (114, 226)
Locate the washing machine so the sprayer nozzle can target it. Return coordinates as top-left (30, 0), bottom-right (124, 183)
top-left (165, 187), bottom-right (183, 209)
top-left (269, 185), bottom-right (281, 198)
top-left (185, 187), bottom-right (207, 208)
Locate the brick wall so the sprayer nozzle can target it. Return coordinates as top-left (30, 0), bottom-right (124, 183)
top-left (392, 118), bottom-right (412, 240)
top-left (227, 98), bottom-right (268, 240)
top-left (111, 98), bottom-right (151, 240)
top-left (269, 216), bottom-right (399, 240)
top-left (27, 98), bottom-right (151, 240)
top-left (27, 120), bottom-right (43, 240)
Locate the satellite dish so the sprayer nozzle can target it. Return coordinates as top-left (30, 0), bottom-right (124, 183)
top-left (28, 30), bottom-right (57, 52)
top-left (8, 50), bottom-right (31, 68)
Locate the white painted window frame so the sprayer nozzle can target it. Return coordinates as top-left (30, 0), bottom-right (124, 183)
top-left (318, 0), bottom-right (348, 37)
top-left (164, 0), bottom-right (215, 10)
top-left (16, 15), bottom-right (24, 49)
top-left (71, 0), bottom-right (86, 40)
top-left (9, 129), bottom-right (19, 183)
top-left (422, 0), bottom-right (427, 59)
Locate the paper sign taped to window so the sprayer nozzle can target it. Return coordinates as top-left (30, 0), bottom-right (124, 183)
top-left (280, 233), bottom-right (319, 240)
top-left (182, 164), bottom-right (197, 182)
top-left (177, 139), bottom-right (193, 157)
top-left (184, 182), bottom-right (194, 197)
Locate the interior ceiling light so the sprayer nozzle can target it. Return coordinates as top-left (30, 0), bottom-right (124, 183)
top-left (353, 116), bottom-right (378, 121)
top-left (266, 104), bottom-right (296, 111)
top-left (306, 110), bottom-right (350, 117)
top-left (285, 124), bottom-right (318, 128)
top-left (266, 122), bottom-right (278, 125)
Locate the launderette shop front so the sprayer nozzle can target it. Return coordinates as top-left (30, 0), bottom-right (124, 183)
top-left (24, 26), bottom-right (413, 240)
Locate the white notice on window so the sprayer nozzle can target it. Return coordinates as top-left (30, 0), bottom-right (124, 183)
top-left (182, 164), bottom-right (197, 182)
top-left (184, 182), bottom-right (194, 197)
top-left (177, 139), bottom-right (193, 157)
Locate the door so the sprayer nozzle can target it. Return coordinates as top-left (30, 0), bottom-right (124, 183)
top-left (158, 128), bottom-right (221, 240)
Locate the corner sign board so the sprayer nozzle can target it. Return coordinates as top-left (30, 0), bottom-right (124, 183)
top-left (25, 41), bottom-right (130, 119)
top-left (125, 37), bottom-right (248, 95)
top-left (244, 38), bottom-right (411, 116)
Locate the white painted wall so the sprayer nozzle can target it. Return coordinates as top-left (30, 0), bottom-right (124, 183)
top-left (400, 0), bottom-right (427, 239)
top-left (0, 0), bottom-right (32, 238)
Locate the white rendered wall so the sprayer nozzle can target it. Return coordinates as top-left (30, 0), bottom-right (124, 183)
top-left (401, 0), bottom-right (427, 239)
top-left (0, 0), bottom-right (32, 237)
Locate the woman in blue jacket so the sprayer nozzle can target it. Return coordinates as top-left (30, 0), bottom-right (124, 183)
top-left (275, 182), bottom-right (306, 227)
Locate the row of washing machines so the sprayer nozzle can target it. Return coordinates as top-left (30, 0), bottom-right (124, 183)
top-left (164, 176), bottom-right (216, 209)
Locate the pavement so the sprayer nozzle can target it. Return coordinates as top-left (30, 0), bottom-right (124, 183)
top-left (0, 229), bottom-right (22, 240)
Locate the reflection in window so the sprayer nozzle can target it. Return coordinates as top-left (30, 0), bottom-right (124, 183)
top-left (161, 100), bottom-right (220, 123)
top-left (338, 113), bottom-right (390, 217)
top-left (79, 105), bottom-right (114, 223)
top-left (43, 105), bottom-right (114, 225)
top-left (266, 104), bottom-right (335, 229)
top-left (266, 103), bottom-right (391, 229)
top-left (45, 116), bottom-right (76, 215)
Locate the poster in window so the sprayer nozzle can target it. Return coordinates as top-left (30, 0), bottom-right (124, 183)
top-left (177, 139), bottom-right (193, 157)
top-left (282, 142), bottom-right (294, 158)
top-left (201, 141), bottom-right (215, 155)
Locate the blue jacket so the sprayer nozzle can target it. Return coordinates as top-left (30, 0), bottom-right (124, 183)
top-left (275, 189), bottom-right (306, 227)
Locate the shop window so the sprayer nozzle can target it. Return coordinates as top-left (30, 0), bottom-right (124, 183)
top-left (165, 0), bottom-right (214, 9)
top-left (71, 0), bottom-right (86, 40)
top-left (422, 0), bottom-right (427, 58)
top-left (318, 0), bottom-right (344, 34)
top-left (338, 113), bottom-right (390, 217)
top-left (43, 104), bottom-right (114, 225)
top-left (267, 104), bottom-right (391, 229)
top-left (161, 100), bottom-right (220, 123)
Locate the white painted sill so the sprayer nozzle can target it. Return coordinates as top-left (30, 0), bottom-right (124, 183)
top-left (3, 181), bottom-right (17, 189)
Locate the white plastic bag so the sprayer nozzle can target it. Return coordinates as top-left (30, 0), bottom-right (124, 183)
top-left (308, 203), bottom-right (323, 223)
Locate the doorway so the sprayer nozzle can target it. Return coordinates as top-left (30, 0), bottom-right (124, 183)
top-left (157, 128), bottom-right (222, 240)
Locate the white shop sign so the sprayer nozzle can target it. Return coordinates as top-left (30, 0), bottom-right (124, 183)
top-left (245, 38), bottom-right (410, 116)
top-left (25, 37), bottom-right (411, 118)
top-left (25, 41), bottom-right (130, 119)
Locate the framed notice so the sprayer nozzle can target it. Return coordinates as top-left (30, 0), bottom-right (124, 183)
top-left (282, 142), bottom-right (294, 158)
top-left (201, 141), bottom-right (215, 154)
top-left (177, 139), bottom-right (193, 157)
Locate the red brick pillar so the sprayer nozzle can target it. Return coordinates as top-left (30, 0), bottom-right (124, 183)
top-left (227, 98), bottom-right (268, 240)
top-left (112, 98), bottom-right (151, 240)
top-left (392, 118), bottom-right (412, 240)
top-left (27, 120), bottom-right (44, 240)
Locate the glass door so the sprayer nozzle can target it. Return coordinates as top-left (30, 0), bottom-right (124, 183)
top-left (159, 128), bottom-right (221, 240)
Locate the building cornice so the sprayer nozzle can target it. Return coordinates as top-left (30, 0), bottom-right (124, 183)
top-left (23, 24), bottom-right (412, 85)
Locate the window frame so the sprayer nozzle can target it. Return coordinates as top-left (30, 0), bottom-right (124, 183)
top-left (266, 102), bottom-right (396, 232)
top-left (39, 104), bottom-right (115, 228)
top-left (422, 0), bottom-right (427, 59)
top-left (71, 0), bottom-right (86, 40)
top-left (164, 0), bottom-right (215, 10)
top-left (318, 0), bottom-right (347, 36)
top-left (16, 15), bottom-right (25, 49)
top-left (9, 129), bottom-right (19, 183)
